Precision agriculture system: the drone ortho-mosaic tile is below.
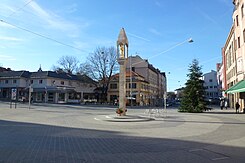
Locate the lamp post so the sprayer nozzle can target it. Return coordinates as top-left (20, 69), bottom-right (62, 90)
top-left (130, 54), bottom-right (133, 107)
top-left (163, 39), bottom-right (193, 117)
top-left (28, 85), bottom-right (33, 109)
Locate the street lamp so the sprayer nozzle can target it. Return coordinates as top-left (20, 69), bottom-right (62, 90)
top-left (128, 38), bottom-right (193, 116)
top-left (163, 38), bottom-right (194, 117)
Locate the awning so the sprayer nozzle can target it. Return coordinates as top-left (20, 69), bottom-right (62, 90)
top-left (225, 80), bottom-right (245, 94)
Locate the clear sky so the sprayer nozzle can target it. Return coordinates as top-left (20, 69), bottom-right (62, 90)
top-left (0, 0), bottom-right (233, 91)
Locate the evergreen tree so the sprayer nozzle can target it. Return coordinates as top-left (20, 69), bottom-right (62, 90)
top-left (179, 59), bottom-right (206, 113)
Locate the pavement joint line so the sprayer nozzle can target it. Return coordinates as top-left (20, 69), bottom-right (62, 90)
top-left (189, 148), bottom-right (203, 152)
top-left (211, 157), bottom-right (229, 161)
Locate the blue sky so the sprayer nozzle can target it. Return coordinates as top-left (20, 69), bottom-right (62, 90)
top-left (0, 0), bottom-right (233, 91)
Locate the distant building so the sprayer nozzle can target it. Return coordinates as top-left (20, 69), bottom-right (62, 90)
top-left (202, 70), bottom-right (221, 101)
top-left (0, 70), bottom-right (97, 103)
top-left (126, 55), bottom-right (167, 106)
top-left (107, 71), bottom-right (150, 106)
top-left (175, 87), bottom-right (185, 100)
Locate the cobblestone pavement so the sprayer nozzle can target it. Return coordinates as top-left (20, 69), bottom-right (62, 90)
top-left (0, 102), bottom-right (245, 163)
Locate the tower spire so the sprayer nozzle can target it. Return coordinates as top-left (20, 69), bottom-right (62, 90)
top-left (38, 64), bottom-right (42, 72)
top-left (117, 28), bottom-right (128, 46)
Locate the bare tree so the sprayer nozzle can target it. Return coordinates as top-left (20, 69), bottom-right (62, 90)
top-left (79, 46), bottom-right (118, 102)
top-left (52, 55), bottom-right (79, 74)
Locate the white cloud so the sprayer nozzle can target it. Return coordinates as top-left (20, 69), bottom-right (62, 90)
top-left (196, 8), bottom-right (219, 25)
top-left (0, 54), bottom-right (16, 61)
top-left (0, 36), bottom-right (23, 41)
top-left (149, 28), bottom-right (162, 36)
top-left (28, 2), bottom-right (82, 32)
top-left (0, 21), bottom-right (15, 28)
top-left (0, 4), bottom-right (16, 16)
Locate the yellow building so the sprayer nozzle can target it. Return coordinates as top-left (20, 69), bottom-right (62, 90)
top-left (107, 71), bottom-right (150, 106)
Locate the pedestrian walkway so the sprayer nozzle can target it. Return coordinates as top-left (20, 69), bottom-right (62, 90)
top-left (0, 102), bottom-right (245, 162)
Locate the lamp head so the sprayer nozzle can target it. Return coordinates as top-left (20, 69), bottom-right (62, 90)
top-left (188, 38), bottom-right (194, 43)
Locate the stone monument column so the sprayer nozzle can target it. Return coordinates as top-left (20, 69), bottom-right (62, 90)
top-left (117, 28), bottom-right (128, 116)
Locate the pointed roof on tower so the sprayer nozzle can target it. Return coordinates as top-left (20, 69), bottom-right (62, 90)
top-left (117, 28), bottom-right (128, 46)
top-left (38, 64), bottom-right (42, 72)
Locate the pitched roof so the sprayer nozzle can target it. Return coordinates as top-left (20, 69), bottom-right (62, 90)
top-left (0, 71), bottom-right (30, 78)
top-left (30, 71), bottom-right (78, 80)
top-left (117, 28), bottom-right (128, 46)
top-left (0, 70), bottom-right (96, 84)
top-left (76, 74), bottom-right (97, 84)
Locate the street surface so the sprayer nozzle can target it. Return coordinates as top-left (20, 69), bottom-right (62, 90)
top-left (0, 102), bottom-right (245, 163)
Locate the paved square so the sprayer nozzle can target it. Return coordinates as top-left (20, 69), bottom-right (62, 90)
top-left (0, 102), bottom-right (245, 162)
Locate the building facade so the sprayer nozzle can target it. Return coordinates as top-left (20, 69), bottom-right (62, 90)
top-left (0, 70), bottom-right (97, 104)
top-left (221, 0), bottom-right (245, 110)
top-left (125, 55), bottom-right (167, 106)
top-left (107, 71), bottom-right (150, 106)
top-left (202, 70), bottom-right (221, 102)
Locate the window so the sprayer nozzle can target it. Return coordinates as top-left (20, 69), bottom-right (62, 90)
top-left (209, 79), bottom-right (213, 82)
top-left (30, 80), bottom-right (33, 84)
top-left (48, 93), bottom-right (54, 102)
top-left (61, 81), bottom-right (64, 85)
top-left (243, 29), bottom-right (245, 43)
top-left (132, 67), bottom-right (135, 72)
top-left (13, 80), bottom-right (17, 84)
top-left (58, 93), bottom-right (65, 101)
top-left (5, 80), bottom-right (8, 84)
top-left (209, 86), bottom-right (213, 89)
top-left (238, 37), bottom-right (241, 48)
top-left (234, 39), bottom-right (237, 50)
top-left (129, 83), bottom-right (137, 89)
top-left (110, 83), bottom-right (117, 89)
top-left (242, 4), bottom-right (244, 17)
top-left (39, 79), bottom-right (43, 84)
top-left (236, 15), bottom-right (239, 26)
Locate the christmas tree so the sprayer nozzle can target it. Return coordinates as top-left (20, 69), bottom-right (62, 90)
top-left (179, 59), bottom-right (206, 113)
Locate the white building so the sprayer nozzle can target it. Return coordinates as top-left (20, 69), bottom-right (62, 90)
top-left (0, 70), bottom-right (97, 103)
top-left (202, 70), bottom-right (221, 101)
